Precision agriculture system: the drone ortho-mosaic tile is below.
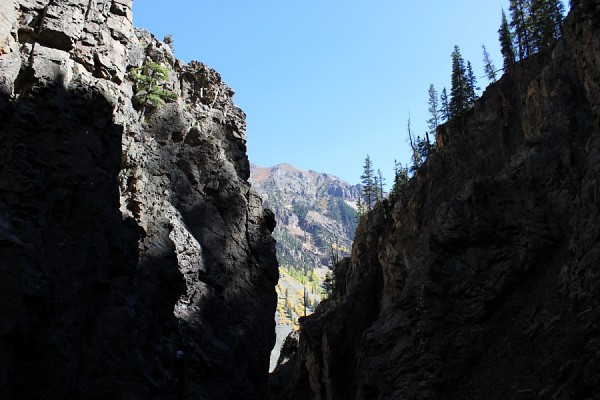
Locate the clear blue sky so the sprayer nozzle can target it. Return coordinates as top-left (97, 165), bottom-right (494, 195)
top-left (132, 1), bottom-right (568, 185)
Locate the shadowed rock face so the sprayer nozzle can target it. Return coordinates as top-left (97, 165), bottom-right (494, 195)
top-left (0, 1), bottom-right (278, 399)
top-left (270, 2), bottom-right (600, 399)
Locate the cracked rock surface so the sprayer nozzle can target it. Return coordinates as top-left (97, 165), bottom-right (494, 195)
top-left (0, 1), bottom-right (278, 399)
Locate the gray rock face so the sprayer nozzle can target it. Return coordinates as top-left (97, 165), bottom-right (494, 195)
top-left (270, 3), bottom-right (600, 399)
top-left (0, 1), bottom-right (278, 399)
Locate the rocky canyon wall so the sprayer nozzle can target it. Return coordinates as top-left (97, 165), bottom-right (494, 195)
top-left (0, 1), bottom-right (278, 399)
top-left (271, 1), bottom-right (600, 399)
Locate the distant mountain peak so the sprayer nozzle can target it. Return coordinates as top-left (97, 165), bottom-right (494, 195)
top-left (250, 162), bottom-right (357, 190)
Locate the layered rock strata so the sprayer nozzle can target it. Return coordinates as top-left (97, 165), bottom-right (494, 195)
top-left (271, 2), bottom-right (600, 399)
top-left (0, 1), bottom-right (278, 399)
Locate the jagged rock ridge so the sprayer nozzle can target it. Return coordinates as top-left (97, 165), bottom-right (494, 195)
top-left (270, 3), bottom-right (600, 399)
top-left (0, 1), bottom-right (278, 399)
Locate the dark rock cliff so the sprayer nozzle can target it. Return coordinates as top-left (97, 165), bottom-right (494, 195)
top-left (271, 2), bottom-right (600, 399)
top-left (0, 1), bottom-right (278, 399)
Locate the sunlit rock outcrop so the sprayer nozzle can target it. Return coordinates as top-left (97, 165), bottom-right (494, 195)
top-left (0, 1), bottom-right (278, 399)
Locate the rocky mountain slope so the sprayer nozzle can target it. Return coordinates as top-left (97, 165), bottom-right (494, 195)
top-left (250, 163), bottom-right (360, 369)
top-left (270, 3), bottom-right (600, 399)
top-left (251, 163), bottom-right (360, 272)
top-left (0, 1), bottom-right (277, 399)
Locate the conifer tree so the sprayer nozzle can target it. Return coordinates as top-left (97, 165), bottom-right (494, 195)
top-left (529, 0), bottom-right (549, 53)
top-left (550, 0), bottom-right (565, 38)
top-left (416, 135), bottom-right (432, 163)
top-left (390, 160), bottom-right (409, 199)
top-left (407, 117), bottom-right (421, 171)
top-left (356, 197), bottom-right (365, 217)
top-left (510, 0), bottom-right (532, 60)
top-left (440, 87), bottom-right (450, 122)
top-left (329, 240), bottom-right (340, 270)
top-left (163, 34), bottom-right (175, 52)
top-left (377, 169), bottom-right (386, 200)
top-left (449, 45), bottom-right (469, 118)
top-left (482, 44), bottom-right (498, 83)
top-left (425, 130), bottom-right (435, 153)
top-left (466, 61), bottom-right (479, 107)
top-left (530, 0), bottom-right (565, 53)
top-left (551, 0), bottom-right (565, 36)
top-left (130, 59), bottom-right (177, 113)
top-left (373, 175), bottom-right (381, 203)
top-left (360, 154), bottom-right (375, 210)
top-left (323, 271), bottom-right (334, 296)
top-left (427, 84), bottom-right (441, 134)
top-left (303, 285), bottom-right (307, 316)
top-left (499, 9), bottom-right (516, 69)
